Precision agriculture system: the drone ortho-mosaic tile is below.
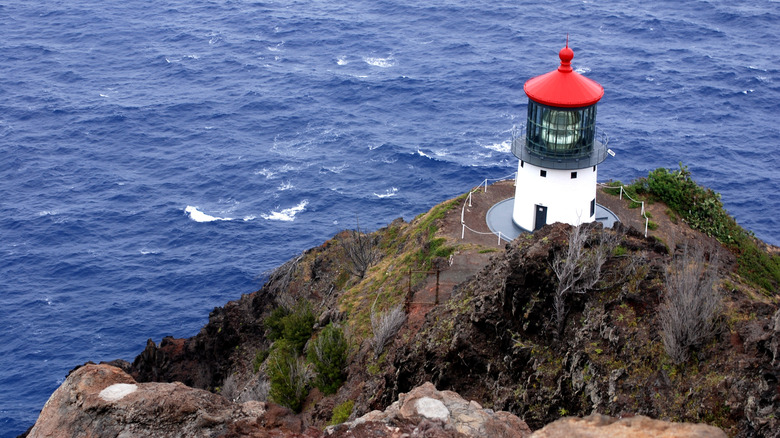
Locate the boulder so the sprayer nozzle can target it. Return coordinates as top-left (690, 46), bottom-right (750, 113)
top-left (28, 363), bottom-right (266, 438)
top-left (528, 414), bottom-right (727, 438)
top-left (327, 382), bottom-right (531, 437)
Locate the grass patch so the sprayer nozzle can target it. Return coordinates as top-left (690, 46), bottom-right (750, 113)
top-left (330, 400), bottom-right (355, 425)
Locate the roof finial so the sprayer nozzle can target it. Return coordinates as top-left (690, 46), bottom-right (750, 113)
top-left (558, 35), bottom-right (574, 73)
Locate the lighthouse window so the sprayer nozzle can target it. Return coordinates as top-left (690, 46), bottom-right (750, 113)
top-left (525, 101), bottom-right (598, 162)
top-left (540, 170), bottom-right (547, 177)
top-left (520, 160), bottom-right (524, 168)
top-left (590, 199), bottom-right (596, 217)
top-left (541, 110), bottom-right (581, 152)
top-left (571, 172), bottom-right (577, 179)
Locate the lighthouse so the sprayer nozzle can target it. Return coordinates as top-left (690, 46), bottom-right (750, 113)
top-left (511, 42), bottom-right (607, 231)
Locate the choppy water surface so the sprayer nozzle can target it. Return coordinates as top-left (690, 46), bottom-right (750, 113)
top-left (1, 0), bottom-right (778, 434)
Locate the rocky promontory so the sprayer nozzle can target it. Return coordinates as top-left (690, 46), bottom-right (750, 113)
top-left (24, 172), bottom-right (780, 437)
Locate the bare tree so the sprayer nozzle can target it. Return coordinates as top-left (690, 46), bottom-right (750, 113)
top-left (265, 254), bottom-right (304, 310)
top-left (221, 373), bottom-right (270, 403)
top-left (659, 244), bottom-right (721, 364)
top-left (552, 225), bottom-right (617, 334)
top-left (371, 303), bottom-right (406, 359)
top-left (344, 217), bottom-right (379, 279)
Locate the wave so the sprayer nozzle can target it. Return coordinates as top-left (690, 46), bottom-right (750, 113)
top-left (255, 168), bottom-right (276, 179)
top-left (374, 187), bottom-right (398, 198)
top-left (261, 200), bottom-right (308, 222)
top-left (417, 149), bottom-right (433, 159)
top-left (184, 206), bottom-right (232, 222)
top-left (320, 164), bottom-right (349, 174)
top-left (482, 140), bottom-right (511, 153)
top-left (364, 56), bottom-right (395, 68)
top-left (336, 56), bottom-right (348, 65)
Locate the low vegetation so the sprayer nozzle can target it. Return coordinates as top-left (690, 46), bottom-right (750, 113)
top-left (659, 245), bottom-right (722, 363)
top-left (370, 303), bottom-right (406, 359)
top-left (306, 323), bottom-right (348, 395)
top-left (612, 163), bottom-right (779, 293)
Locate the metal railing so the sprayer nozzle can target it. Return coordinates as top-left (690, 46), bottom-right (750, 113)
top-left (460, 173), bottom-right (516, 245)
top-left (511, 124), bottom-right (609, 170)
top-left (598, 183), bottom-right (650, 237)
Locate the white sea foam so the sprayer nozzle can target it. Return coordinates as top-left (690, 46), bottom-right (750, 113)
top-left (261, 200), bottom-right (308, 222)
top-left (374, 187), bottom-right (398, 198)
top-left (417, 149), bottom-right (433, 159)
top-left (364, 56), bottom-right (395, 68)
top-left (243, 215), bottom-right (257, 222)
top-left (575, 66), bottom-right (591, 74)
top-left (38, 210), bottom-right (57, 216)
top-left (482, 140), bottom-right (511, 153)
top-left (255, 168), bottom-right (276, 179)
top-left (321, 164), bottom-right (348, 174)
top-left (185, 206), bottom-right (232, 222)
top-left (139, 248), bottom-right (160, 255)
top-left (278, 181), bottom-right (294, 191)
top-left (336, 56), bottom-right (348, 65)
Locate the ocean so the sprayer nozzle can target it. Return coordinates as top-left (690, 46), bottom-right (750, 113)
top-left (1, 0), bottom-right (778, 435)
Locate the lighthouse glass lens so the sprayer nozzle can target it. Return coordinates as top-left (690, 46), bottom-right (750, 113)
top-left (541, 110), bottom-right (581, 151)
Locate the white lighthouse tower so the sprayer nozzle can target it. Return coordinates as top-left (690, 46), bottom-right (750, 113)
top-left (511, 42), bottom-right (607, 231)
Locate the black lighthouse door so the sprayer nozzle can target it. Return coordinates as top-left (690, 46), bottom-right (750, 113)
top-left (534, 205), bottom-right (547, 231)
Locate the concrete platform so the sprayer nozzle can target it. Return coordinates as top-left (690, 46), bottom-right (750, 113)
top-left (486, 198), bottom-right (620, 242)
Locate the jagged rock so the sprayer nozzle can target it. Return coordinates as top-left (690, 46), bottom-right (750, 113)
top-left (27, 363), bottom-right (269, 438)
top-left (528, 414), bottom-right (726, 438)
top-left (327, 382), bottom-right (531, 437)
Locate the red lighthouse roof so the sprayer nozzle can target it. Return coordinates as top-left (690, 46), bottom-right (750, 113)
top-left (523, 44), bottom-right (604, 108)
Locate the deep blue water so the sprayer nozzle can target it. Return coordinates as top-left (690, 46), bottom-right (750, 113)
top-left (1, 0), bottom-right (778, 435)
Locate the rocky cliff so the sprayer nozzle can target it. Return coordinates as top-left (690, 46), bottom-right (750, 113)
top-left (24, 181), bottom-right (780, 437)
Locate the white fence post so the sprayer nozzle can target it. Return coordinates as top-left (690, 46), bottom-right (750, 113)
top-left (620, 186), bottom-right (624, 200)
top-left (461, 223), bottom-right (465, 239)
top-left (645, 217), bottom-right (649, 238)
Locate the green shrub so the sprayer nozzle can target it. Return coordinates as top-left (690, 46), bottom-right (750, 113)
top-left (264, 306), bottom-right (290, 341)
top-left (282, 300), bottom-right (316, 353)
top-left (267, 339), bottom-right (311, 412)
top-left (307, 323), bottom-right (348, 395)
top-left (631, 164), bottom-right (740, 245)
top-left (330, 400), bottom-right (355, 425)
top-left (737, 242), bottom-right (780, 294)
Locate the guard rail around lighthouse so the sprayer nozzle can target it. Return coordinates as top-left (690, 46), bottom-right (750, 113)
top-left (459, 173), bottom-right (516, 246)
